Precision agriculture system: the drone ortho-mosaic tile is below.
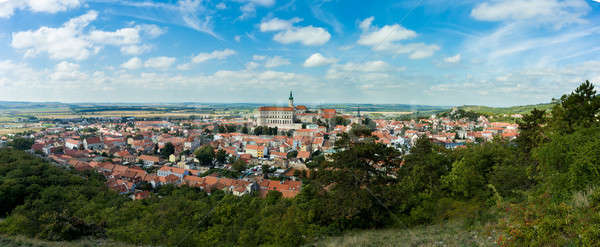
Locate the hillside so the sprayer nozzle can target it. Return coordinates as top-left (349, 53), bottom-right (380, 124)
top-left (313, 220), bottom-right (499, 247)
top-left (458, 103), bottom-right (555, 115)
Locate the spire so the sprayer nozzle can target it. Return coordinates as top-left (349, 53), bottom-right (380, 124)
top-left (289, 90), bottom-right (294, 100)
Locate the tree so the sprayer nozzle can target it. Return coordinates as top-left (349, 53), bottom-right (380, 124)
top-left (231, 159), bottom-right (247, 173)
top-left (516, 108), bottom-right (546, 153)
top-left (9, 137), bottom-right (34, 150)
top-left (334, 116), bottom-right (350, 126)
top-left (253, 126), bottom-right (264, 136)
top-left (287, 150), bottom-right (298, 159)
top-left (551, 80), bottom-right (600, 133)
top-left (160, 142), bottom-right (175, 159)
top-left (195, 145), bottom-right (215, 166)
top-left (215, 149), bottom-right (228, 164)
top-left (241, 126), bottom-right (249, 134)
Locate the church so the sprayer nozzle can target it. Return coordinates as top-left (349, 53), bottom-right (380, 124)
top-left (256, 91), bottom-right (307, 130)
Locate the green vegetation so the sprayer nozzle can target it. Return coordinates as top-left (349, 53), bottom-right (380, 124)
top-left (1, 81), bottom-right (600, 246)
top-left (314, 220), bottom-right (498, 247)
top-left (459, 103), bottom-right (555, 115)
top-left (8, 138), bottom-right (34, 150)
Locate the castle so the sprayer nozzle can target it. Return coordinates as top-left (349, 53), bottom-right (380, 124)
top-left (256, 91), bottom-right (306, 130)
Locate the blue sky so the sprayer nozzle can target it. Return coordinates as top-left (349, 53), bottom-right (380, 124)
top-left (1, 0), bottom-right (599, 106)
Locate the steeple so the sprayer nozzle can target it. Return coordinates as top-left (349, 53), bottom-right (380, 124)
top-left (289, 91), bottom-right (294, 100)
top-left (288, 91), bottom-right (294, 108)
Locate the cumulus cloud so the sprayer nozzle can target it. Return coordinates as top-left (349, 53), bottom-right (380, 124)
top-left (303, 53), bottom-right (337, 67)
top-left (50, 61), bottom-right (87, 81)
top-left (192, 49), bottom-right (236, 63)
top-left (260, 17), bottom-right (331, 46)
top-left (0, 0), bottom-right (81, 18)
top-left (177, 63), bottom-right (192, 71)
top-left (245, 61), bottom-right (260, 70)
top-left (326, 60), bottom-right (401, 80)
top-left (357, 16), bottom-right (439, 59)
top-left (444, 54), bottom-right (461, 63)
top-left (264, 56), bottom-right (290, 68)
top-left (120, 44), bottom-right (152, 55)
top-left (144, 56), bottom-right (176, 69)
top-left (121, 57), bottom-right (143, 70)
top-left (10, 11), bottom-right (166, 60)
top-left (260, 17), bottom-right (302, 31)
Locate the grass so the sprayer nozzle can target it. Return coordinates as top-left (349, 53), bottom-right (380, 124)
top-left (0, 235), bottom-right (137, 247)
top-left (312, 220), bottom-right (499, 247)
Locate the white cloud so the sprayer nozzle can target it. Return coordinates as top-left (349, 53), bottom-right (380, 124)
top-left (444, 54), bottom-right (461, 63)
top-left (50, 61), bottom-right (87, 81)
top-left (357, 17), bottom-right (439, 59)
top-left (238, 0), bottom-right (275, 19)
top-left (177, 63), bottom-right (192, 70)
top-left (253, 55), bottom-right (266, 61)
top-left (471, 0), bottom-right (590, 27)
top-left (116, 0), bottom-right (216, 37)
top-left (121, 57), bottom-right (142, 70)
top-left (245, 61), bottom-right (260, 70)
top-left (303, 53), bottom-right (337, 67)
top-left (120, 44), bottom-right (152, 55)
top-left (10, 11), bottom-right (166, 60)
top-left (326, 60), bottom-right (400, 80)
top-left (191, 49), bottom-right (236, 63)
top-left (260, 17), bottom-right (331, 46)
top-left (144, 56), bottom-right (176, 69)
top-left (88, 27), bottom-right (141, 46)
top-left (11, 11), bottom-right (97, 60)
top-left (0, 0), bottom-right (80, 18)
top-left (216, 2), bottom-right (226, 9)
top-left (234, 35), bottom-right (241, 42)
top-left (260, 17), bottom-right (302, 31)
top-left (265, 56), bottom-right (290, 68)
top-left (138, 24), bottom-right (166, 38)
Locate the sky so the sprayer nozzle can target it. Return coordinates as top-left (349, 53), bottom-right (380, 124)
top-left (0, 0), bottom-right (599, 106)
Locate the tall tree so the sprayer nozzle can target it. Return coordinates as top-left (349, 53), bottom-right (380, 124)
top-left (160, 142), bottom-right (175, 159)
top-left (552, 80), bottom-right (600, 133)
top-left (195, 145), bottom-right (215, 166)
top-left (516, 108), bottom-right (546, 153)
top-left (215, 149), bottom-right (228, 164)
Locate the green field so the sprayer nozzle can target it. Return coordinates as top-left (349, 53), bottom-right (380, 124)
top-left (458, 103), bottom-right (555, 115)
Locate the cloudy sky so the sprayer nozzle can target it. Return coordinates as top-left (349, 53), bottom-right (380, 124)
top-left (1, 0), bottom-right (599, 106)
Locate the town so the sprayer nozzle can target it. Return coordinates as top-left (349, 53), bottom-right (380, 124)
top-left (0, 92), bottom-right (520, 200)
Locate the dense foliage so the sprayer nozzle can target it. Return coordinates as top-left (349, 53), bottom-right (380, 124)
top-left (2, 81), bottom-right (600, 246)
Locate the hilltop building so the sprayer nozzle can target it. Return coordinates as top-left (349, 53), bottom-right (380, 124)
top-left (256, 91), bottom-right (306, 130)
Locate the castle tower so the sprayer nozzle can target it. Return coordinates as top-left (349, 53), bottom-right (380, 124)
top-left (288, 91), bottom-right (294, 108)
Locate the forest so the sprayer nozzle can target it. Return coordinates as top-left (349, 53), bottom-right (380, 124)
top-left (1, 81), bottom-right (600, 246)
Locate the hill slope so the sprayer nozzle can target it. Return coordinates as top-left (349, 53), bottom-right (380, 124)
top-left (313, 220), bottom-right (499, 247)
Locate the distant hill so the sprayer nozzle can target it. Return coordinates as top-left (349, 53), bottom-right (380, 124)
top-left (458, 103), bottom-right (555, 115)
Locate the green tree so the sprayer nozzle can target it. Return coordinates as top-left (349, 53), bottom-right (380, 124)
top-left (215, 149), bottom-right (228, 164)
top-left (195, 145), bottom-right (215, 166)
top-left (287, 150), bottom-right (298, 159)
top-left (551, 80), bottom-right (600, 133)
top-left (160, 142), bottom-right (175, 159)
top-left (231, 159), bottom-right (247, 173)
top-left (516, 108), bottom-right (546, 153)
top-left (9, 137), bottom-right (34, 150)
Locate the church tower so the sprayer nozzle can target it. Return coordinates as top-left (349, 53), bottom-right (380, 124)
top-left (288, 91), bottom-right (294, 108)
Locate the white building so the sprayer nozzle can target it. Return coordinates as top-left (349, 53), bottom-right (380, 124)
top-left (256, 91), bottom-right (304, 130)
